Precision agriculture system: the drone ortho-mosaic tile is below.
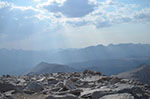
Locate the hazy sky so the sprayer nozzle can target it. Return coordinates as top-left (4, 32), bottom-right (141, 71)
top-left (0, 0), bottom-right (150, 50)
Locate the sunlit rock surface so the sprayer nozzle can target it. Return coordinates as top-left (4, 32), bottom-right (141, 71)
top-left (0, 70), bottom-right (150, 99)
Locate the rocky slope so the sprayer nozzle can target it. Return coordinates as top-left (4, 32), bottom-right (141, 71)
top-left (0, 70), bottom-right (150, 99)
top-left (68, 59), bottom-right (150, 75)
top-left (116, 64), bottom-right (150, 84)
top-left (27, 62), bottom-right (77, 74)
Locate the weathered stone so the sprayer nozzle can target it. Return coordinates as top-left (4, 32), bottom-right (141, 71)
top-left (68, 89), bottom-right (83, 96)
top-left (70, 78), bottom-right (80, 82)
top-left (100, 93), bottom-right (134, 99)
top-left (0, 70), bottom-right (150, 99)
top-left (48, 78), bottom-right (59, 85)
top-left (109, 77), bottom-right (121, 84)
top-left (25, 81), bottom-right (44, 92)
top-left (91, 91), bottom-right (112, 99)
top-left (81, 89), bottom-right (113, 99)
top-left (63, 80), bottom-right (76, 90)
top-left (83, 70), bottom-right (101, 75)
top-left (3, 95), bottom-right (14, 99)
top-left (37, 77), bottom-right (46, 82)
top-left (70, 73), bottom-right (81, 77)
top-left (99, 76), bottom-right (111, 81)
top-left (0, 82), bottom-right (16, 93)
top-left (45, 94), bottom-right (79, 99)
top-left (4, 90), bottom-right (15, 96)
top-left (118, 87), bottom-right (149, 98)
top-left (25, 91), bottom-right (35, 95)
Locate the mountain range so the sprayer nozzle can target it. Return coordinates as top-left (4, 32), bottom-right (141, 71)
top-left (0, 43), bottom-right (150, 75)
top-left (68, 59), bottom-right (150, 75)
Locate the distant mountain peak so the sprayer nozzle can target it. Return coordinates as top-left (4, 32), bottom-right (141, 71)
top-left (39, 62), bottom-right (48, 65)
top-left (27, 62), bottom-right (77, 75)
top-left (136, 63), bottom-right (149, 69)
top-left (116, 64), bottom-right (150, 84)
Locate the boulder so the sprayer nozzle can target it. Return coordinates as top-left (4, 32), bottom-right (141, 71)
top-left (100, 93), bottom-right (134, 99)
top-left (0, 82), bottom-right (16, 93)
top-left (91, 91), bottom-right (112, 99)
top-left (81, 89), bottom-right (113, 99)
top-left (48, 78), bottom-right (59, 85)
top-left (25, 82), bottom-right (44, 92)
top-left (45, 94), bottom-right (79, 99)
top-left (118, 87), bottom-right (149, 98)
top-left (68, 89), bottom-right (83, 96)
top-left (4, 90), bottom-right (15, 96)
top-left (63, 80), bottom-right (76, 90)
top-left (83, 70), bottom-right (101, 75)
top-left (109, 77), bottom-right (121, 84)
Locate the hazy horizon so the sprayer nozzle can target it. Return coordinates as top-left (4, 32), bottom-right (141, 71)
top-left (0, 42), bottom-right (150, 51)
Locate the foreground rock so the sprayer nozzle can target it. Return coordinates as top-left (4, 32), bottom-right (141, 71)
top-left (24, 81), bottom-right (44, 93)
top-left (100, 93), bottom-right (134, 99)
top-left (45, 94), bottom-right (78, 99)
top-left (0, 70), bottom-right (150, 99)
top-left (0, 82), bottom-right (16, 92)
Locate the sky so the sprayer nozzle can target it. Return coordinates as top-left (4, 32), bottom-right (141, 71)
top-left (0, 0), bottom-right (150, 50)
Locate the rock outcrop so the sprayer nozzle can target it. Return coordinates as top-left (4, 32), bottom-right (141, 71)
top-left (0, 70), bottom-right (150, 99)
top-left (116, 64), bottom-right (150, 84)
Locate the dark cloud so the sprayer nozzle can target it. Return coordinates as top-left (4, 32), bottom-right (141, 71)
top-left (43, 0), bottom-right (95, 18)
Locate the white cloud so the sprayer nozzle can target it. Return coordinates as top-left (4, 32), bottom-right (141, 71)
top-left (33, 0), bottom-right (150, 29)
top-left (1, 0), bottom-right (150, 30)
top-left (133, 8), bottom-right (150, 22)
top-left (0, 1), bottom-right (11, 8)
top-left (33, 0), bottom-right (41, 2)
top-left (0, 1), bottom-right (52, 42)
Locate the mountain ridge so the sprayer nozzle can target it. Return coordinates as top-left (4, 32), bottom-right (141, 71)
top-left (116, 64), bottom-right (150, 84)
top-left (27, 62), bottom-right (77, 74)
top-left (1, 43), bottom-right (150, 75)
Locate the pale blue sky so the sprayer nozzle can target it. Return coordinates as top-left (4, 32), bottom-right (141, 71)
top-left (0, 0), bottom-right (150, 50)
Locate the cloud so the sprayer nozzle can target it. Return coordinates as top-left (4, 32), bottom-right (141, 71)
top-left (94, 21), bottom-right (111, 28)
top-left (1, 0), bottom-right (150, 32)
top-left (36, 0), bottom-right (150, 28)
top-left (0, 0), bottom-right (150, 50)
top-left (33, 0), bottom-right (41, 2)
top-left (0, 1), bottom-right (50, 42)
top-left (42, 0), bottom-right (95, 18)
top-left (134, 8), bottom-right (150, 22)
